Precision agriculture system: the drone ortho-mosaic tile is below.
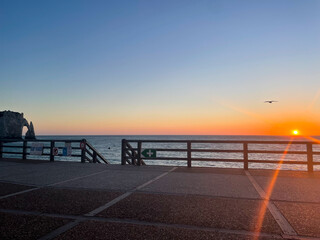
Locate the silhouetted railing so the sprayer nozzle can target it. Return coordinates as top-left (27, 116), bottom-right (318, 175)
top-left (121, 139), bottom-right (146, 165)
top-left (121, 139), bottom-right (320, 172)
top-left (0, 139), bottom-right (108, 164)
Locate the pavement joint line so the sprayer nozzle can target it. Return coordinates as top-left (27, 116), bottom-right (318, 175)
top-left (245, 170), bottom-right (297, 236)
top-left (1, 208), bottom-right (318, 240)
top-left (246, 172), bottom-right (267, 198)
top-left (100, 217), bottom-right (284, 239)
top-left (271, 199), bottom-right (320, 205)
top-left (0, 179), bottom-right (38, 187)
top-left (85, 166), bottom-right (178, 217)
top-left (0, 208), bottom-right (43, 216)
top-left (0, 208), bottom-right (284, 239)
top-left (134, 189), bottom-right (263, 200)
top-left (84, 192), bottom-right (132, 217)
top-left (0, 169), bottom-right (110, 200)
top-left (0, 208), bottom-right (81, 220)
top-left (134, 166), bottom-right (178, 191)
top-left (39, 166), bottom-right (178, 239)
top-left (4, 206), bottom-right (320, 239)
top-left (47, 169), bottom-right (110, 186)
top-left (2, 179), bottom-right (316, 205)
top-left (134, 189), bottom-right (320, 205)
top-left (38, 219), bottom-right (81, 240)
top-left (282, 234), bottom-right (320, 240)
top-left (0, 187), bottom-right (40, 200)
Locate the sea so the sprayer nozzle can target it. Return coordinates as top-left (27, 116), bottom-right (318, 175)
top-left (3, 135), bottom-right (320, 171)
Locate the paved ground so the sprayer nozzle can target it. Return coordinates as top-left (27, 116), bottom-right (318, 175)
top-left (0, 158), bottom-right (319, 240)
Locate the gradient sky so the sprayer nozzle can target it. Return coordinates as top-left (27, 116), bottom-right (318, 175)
top-left (1, 0), bottom-right (320, 135)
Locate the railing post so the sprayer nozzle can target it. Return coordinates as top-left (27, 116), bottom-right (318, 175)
top-left (137, 141), bottom-right (142, 166)
top-left (81, 139), bottom-right (86, 163)
top-left (50, 141), bottom-right (55, 162)
top-left (187, 141), bottom-right (191, 167)
top-left (132, 151), bottom-right (136, 165)
top-left (22, 140), bottom-right (27, 160)
top-left (243, 143), bottom-right (248, 170)
top-left (121, 139), bottom-right (126, 165)
top-left (0, 141), bottom-right (3, 159)
top-left (307, 143), bottom-right (313, 173)
top-left (93, 151), bottom-right (97, 163)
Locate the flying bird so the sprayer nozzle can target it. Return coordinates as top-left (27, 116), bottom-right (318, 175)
top-left (264, 100), bottom-right (278, 104)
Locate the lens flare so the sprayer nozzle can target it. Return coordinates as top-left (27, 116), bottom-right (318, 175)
top-left (253, 139), bottom-right (293, 240)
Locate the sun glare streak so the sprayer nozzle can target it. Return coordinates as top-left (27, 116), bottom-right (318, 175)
top-left (219, 101), bottom-right (271, 123)
top-left (253, 139), bottom-right (293, 240)
top-left (303, 135), bottom-right (320, 144)
top-left (307, 88), bottom-right (320, 112)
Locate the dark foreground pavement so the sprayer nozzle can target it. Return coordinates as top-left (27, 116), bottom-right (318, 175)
top-left (0, 159), bottom-right (319, 240)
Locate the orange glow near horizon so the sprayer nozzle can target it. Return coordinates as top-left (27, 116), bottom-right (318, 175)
top-left (254, 139), bottom-right (293, 240)
top-left (34, 116), bottom-right (320, 136)
top-left (216, 101), bottom-right (320, 136)
top-left (268, 117), bottom-right (320, 136)
top-left (31, 98), bottom-right (320, 135)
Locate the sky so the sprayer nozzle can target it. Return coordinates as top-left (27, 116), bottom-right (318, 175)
top-left (1, 0), bottom-right (320, 135)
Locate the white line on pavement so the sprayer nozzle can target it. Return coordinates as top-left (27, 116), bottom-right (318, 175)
top-left (245, 170), bottom-right (297, 236)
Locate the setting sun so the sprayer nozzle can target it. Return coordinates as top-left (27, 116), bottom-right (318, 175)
top-left (293, 130), bottom-right (299, 135)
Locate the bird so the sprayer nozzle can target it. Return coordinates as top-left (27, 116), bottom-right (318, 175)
top-left (264, 100), bottom-right (278, 103)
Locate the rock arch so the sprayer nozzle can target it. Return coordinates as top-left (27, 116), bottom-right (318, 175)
top-left (0, 111), bottom-right (36, 139)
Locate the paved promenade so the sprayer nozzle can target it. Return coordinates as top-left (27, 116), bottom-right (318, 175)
top-left (0, 159), bottom-right (319, 240)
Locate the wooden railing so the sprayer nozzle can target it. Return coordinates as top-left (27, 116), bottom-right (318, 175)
top-left (121, 139), bottom-right (146, 165)
top-left (121, 139), bottom-right (320, 172)
top-left (0, 139), bottom-right (109, 164)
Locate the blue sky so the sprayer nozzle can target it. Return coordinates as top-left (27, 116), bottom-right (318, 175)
top-left (1, 0), bottom-right (320, 135)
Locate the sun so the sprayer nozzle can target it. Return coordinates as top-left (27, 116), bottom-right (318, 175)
top-left (292, 130), bottom-right (299, 135)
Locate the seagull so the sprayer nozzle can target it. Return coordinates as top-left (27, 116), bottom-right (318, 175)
top-left (264, 100), bottom-right (278, 104)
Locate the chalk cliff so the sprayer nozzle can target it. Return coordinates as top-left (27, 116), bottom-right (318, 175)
top-left (0, 111), bottom-right (36, 139)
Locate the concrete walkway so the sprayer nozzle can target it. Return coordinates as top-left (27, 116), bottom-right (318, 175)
top-left (0, 159), bottom-right (319, 239)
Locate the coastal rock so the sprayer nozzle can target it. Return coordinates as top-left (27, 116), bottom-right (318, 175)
top-left (25, 121), bottom-right (36, 139)
top-left (0, 110), bottom-right (36, 139)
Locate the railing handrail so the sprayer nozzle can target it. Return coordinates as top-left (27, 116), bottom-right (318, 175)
top-left (121, 139), bottom-right (319, 172)
top-left (125, 139), bottom-right (319, 144)
top-left (0, 138), bottom-right (83, 143)
top-left (120, 148), bottom-right (320, 155)
top-left (86, 141), bottom-right (109, 164)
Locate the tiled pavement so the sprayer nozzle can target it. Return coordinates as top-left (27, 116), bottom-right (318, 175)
top-left (0, 159), bottom-right (319, 240)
